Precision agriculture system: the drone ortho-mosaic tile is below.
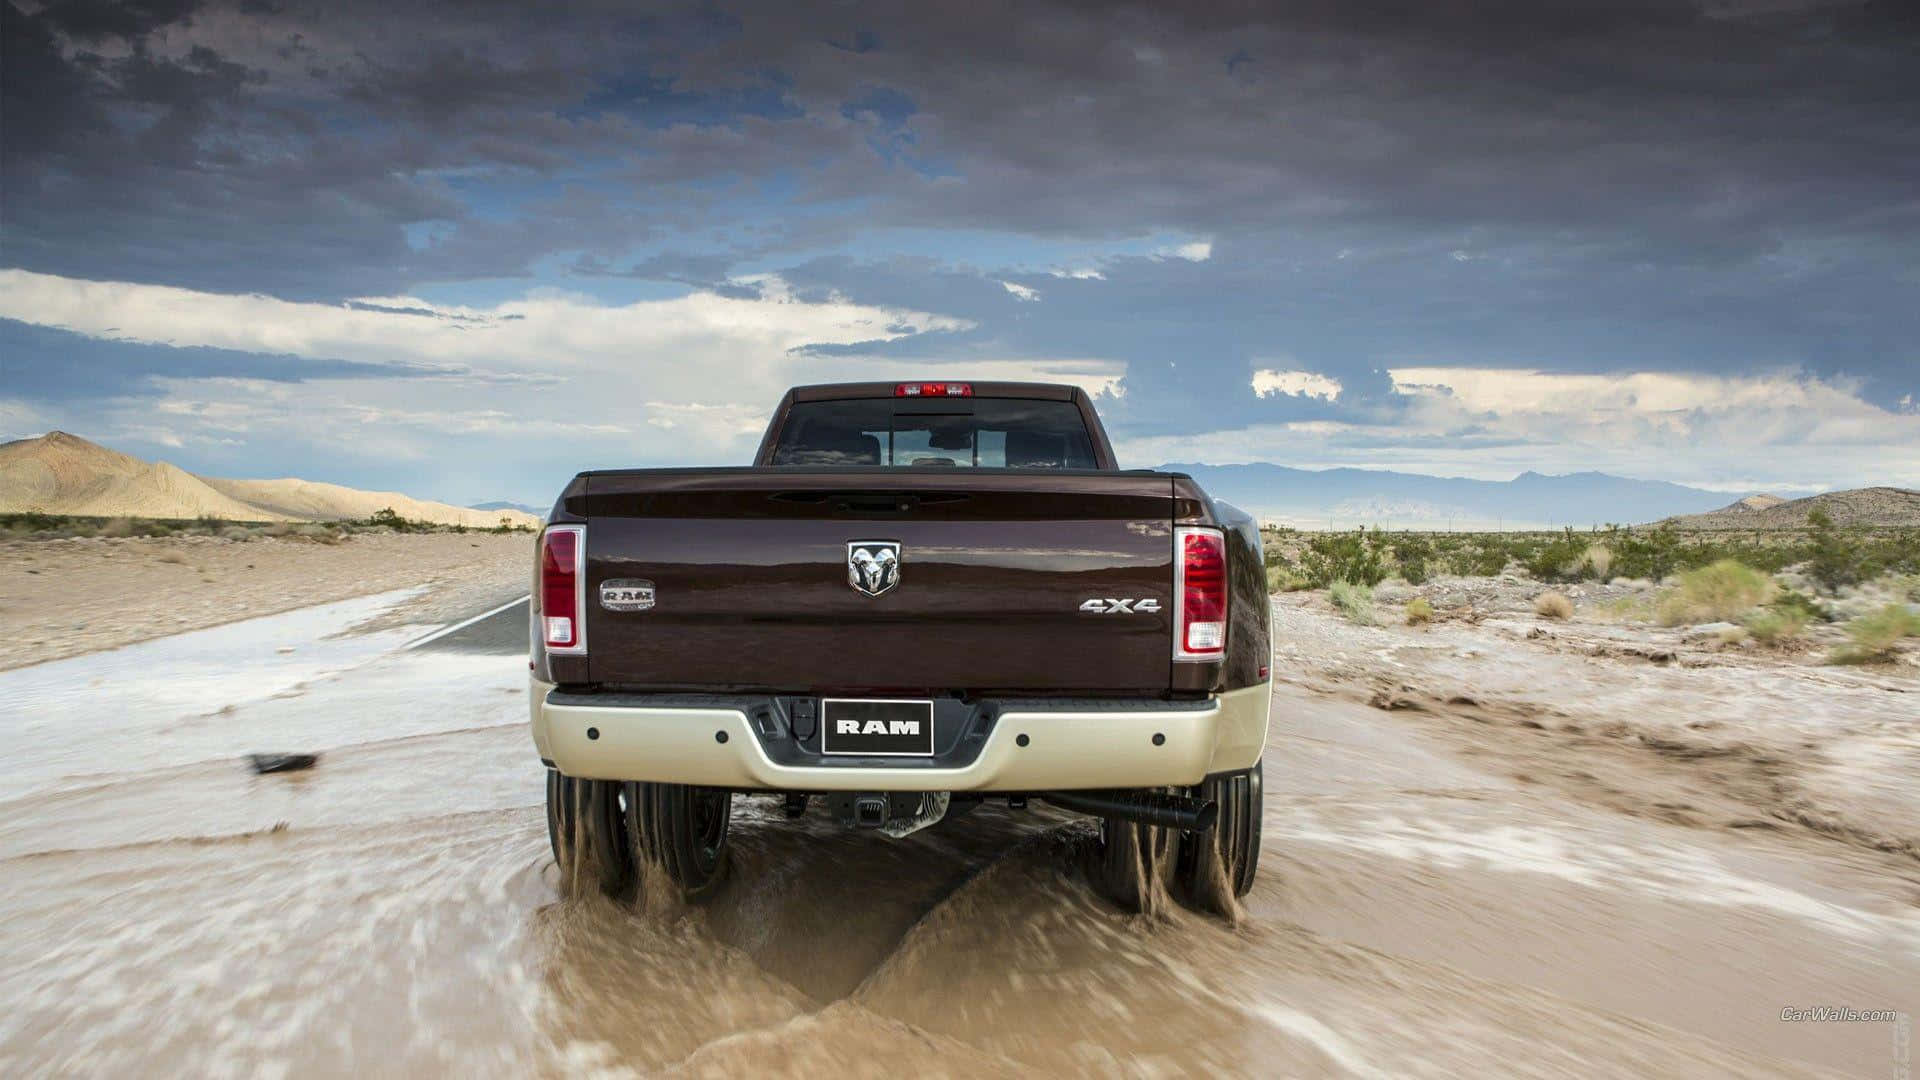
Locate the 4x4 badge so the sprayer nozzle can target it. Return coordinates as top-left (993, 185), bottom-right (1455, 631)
top-left (847, 540), bottom-right (901, 597)
top-left (1080, 597), bottom-right (1162, 614)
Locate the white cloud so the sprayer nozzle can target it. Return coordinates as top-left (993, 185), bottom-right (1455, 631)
top-left (1155, 239), bottom-right (1213, 261)
top-left (0, 269), bottom-right (969, 381)
top-left (0, 271), bottom-right (1155, 499)
top-left (1119, 367), bottom-right (1920, 490)
top-left (1000, 280), bottom-right (1040, 302)
top-left (1251, 369), bottom-right (1342, 401)
top-left (0, 398), bottom-right (54, 442)
top-left (0, 269), bottom-right (985, 493)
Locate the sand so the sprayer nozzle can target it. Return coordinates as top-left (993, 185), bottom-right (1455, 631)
top-left (0, 431), bottom-right (542, 529)
top-left (0, 531), bottom-right (533, 670)
top-left (1274, 581), bottom-right (1920, 868)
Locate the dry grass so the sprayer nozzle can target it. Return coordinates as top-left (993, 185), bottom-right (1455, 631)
top-left (1578, 544), bottom-right (1613, 579)
top-left (1329, 579), bottom-right (1377, 625)
top-left (155, 551), bottom-right (187, 565)
top-left (1533, 591), bottom-right (1574, 619)
top-left (1405, 596), bottom-right (1434, 625)
top-left (293, 523), bottom-right (341, 544)
top-left (1655, 559), bottom-right (1773, 626)
top-left (1743, 609), bottom-right (1808, 646)
top-left (1829, 604), bottom-right (1920, 665)
top-left (1600, 594), bottom-right (1654, 623)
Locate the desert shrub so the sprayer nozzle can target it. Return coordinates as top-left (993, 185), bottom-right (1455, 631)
top-left (1266, 565), bottom-right (1310, 592)
top-left (1449, 538), bottom-right (1512, 577)
top-left (156, 551), bottom-right (187, 565)
top-left (364, 507), bottom-right (441, 533)
top-left (1828, 604), bottom-right (1920, 665)
top-left (1405, 596), bottom-right (1434, 625)
top-left (1770, 588), bottom-right (1831, 624)
top-left (293, 523), bottom-right (341, 544)
top-left (261, 522), bottom-right (293, 538)
top-left (219, 525), bottom-right (252, 541)
top-left (1885, 573), bottom-right (1920, 604)
top-left (7, 511), bottom-right (64, 533)
top-left (1329, 579), bottom-right (1376, 625)
top-left (1743, 609), bottom-right (1807, 645)
top-left (1607, 523), bottom-right (1683, 582)
top-left (1655, 559), bottom-right (1773, 626)
top-left (195, 515), bottom-right (230, 533)
top-left (1302, 529), bottom-right (1388, 588)
top-left (1523, 529), bottom-right (1587, 581)
top-left (1389, 534), bottom-right (1434, 585)
top-left (1803, 507), bottom-right (1856, 591)
top-left (99, 517), bottom-right (136, 538)
top-left (1533, 591), bottom-right (1574, 619)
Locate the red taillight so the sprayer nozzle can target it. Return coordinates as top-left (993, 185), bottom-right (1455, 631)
top-left (1175, 526), bottom-right (1227, 661)
top-left (895, 382), bottom-right (973, 397)
top-left (539, 525), bottom-right (585, 654)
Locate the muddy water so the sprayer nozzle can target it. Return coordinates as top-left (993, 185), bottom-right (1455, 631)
top-left (1, 596), bottom-right (1913, 1076)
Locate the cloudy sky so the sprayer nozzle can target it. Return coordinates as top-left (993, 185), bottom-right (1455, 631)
top-left (3, 0), bottom-right (1916, 506)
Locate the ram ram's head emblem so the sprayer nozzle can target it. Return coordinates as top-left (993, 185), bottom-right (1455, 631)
top-left (847, 540), bottom-right (901, 597)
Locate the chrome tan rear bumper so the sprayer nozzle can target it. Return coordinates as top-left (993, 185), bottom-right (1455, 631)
top-left (530, 682), bottom-right (1268, 792)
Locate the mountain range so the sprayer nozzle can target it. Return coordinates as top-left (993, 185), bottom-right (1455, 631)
top-left (7, 433), bottom-right (1889, 533)
top-left (0, 432), bottom-right (543, 529)
top-left (1156, 462), bottom-right (1817, 530)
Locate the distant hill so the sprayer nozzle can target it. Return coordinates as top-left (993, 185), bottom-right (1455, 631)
top-left (472, 500), bottom-right (546, 517)
top-left (0, 433), bottom-right (292, 521)
top-left (1657, 487), bottom-right (1920, 530)
top-left (1158, 462), bottom-right (1769, 530)
top-left (0, 432), bottom-right (542, 529)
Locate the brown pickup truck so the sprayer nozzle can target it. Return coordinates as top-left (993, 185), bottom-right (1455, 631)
top-left (530, 381), bottom-right (1270, 913)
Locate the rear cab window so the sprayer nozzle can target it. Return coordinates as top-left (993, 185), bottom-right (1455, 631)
top-left (769, 399), bottom-right (1099, 469)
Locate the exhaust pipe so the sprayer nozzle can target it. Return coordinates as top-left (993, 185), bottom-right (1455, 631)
top-left (1041, 790), bottom-right (1217, 831)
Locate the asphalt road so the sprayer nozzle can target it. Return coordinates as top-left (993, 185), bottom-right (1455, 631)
top-left (414, 595), bottom-right (530, 655)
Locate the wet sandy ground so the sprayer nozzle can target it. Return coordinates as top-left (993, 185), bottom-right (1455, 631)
top-left (0, 531), bottom-right (532, 671)
top-left (0, 592), bottom-right (1913, 1077)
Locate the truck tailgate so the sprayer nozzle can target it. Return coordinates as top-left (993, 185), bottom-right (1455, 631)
top-left (580, 469), bottom-right (1175, 693)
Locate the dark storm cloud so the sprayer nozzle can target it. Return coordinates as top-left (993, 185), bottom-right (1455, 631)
top-left (2, 0), bottom-right (1916, 426)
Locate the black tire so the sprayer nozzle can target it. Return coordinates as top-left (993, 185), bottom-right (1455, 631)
top-left (627, 782), bottom-right (732, 901)
top-left (585, 778), bottom-right (634, 897)
top-left (1180, 759), bottom-right (1264, 914)
top-left (1098, 812), bottom-right (1178, 914)
top-left (545, 769), bottom-right (576, 874)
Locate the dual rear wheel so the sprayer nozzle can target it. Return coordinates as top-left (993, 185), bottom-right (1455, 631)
top-left (549, 761), bottom-right (1260, 914)
top-left (545, 770), bottom-right (732, 900)
top-left (1095, 760), bottom-right (1263, 916)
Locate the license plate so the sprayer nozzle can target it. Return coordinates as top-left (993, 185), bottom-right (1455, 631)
top-left (820, 698), bottom-right (935, 756)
